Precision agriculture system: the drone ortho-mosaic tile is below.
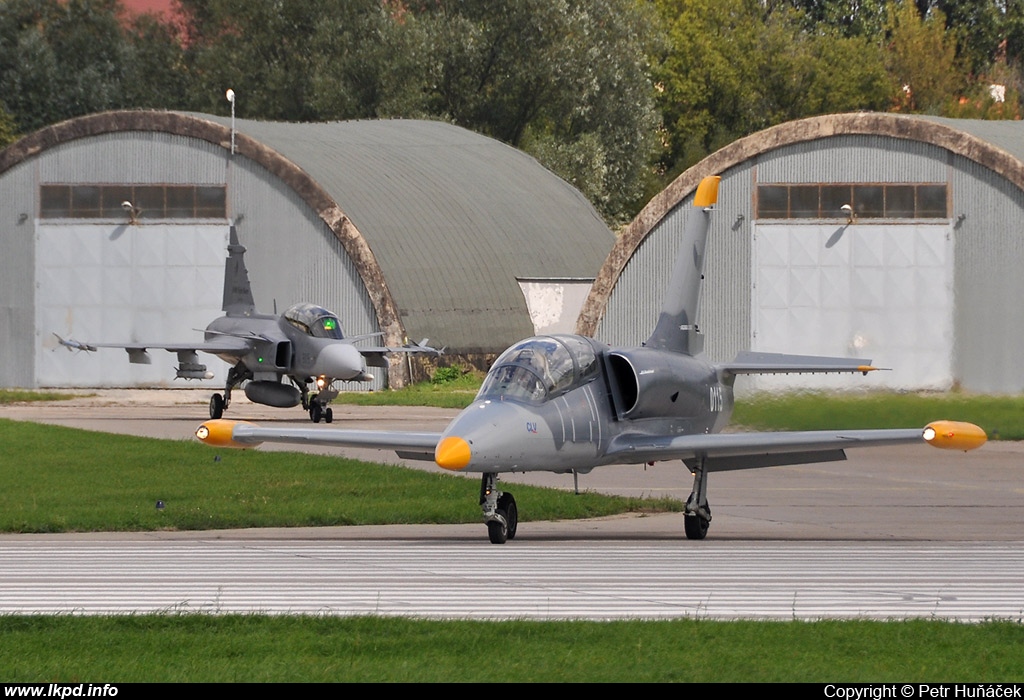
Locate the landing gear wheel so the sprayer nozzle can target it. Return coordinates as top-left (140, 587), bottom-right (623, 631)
top-left (310, 403), bottom-right (322, 423)
top-left (324, 407), bottom-right (333, 424)
top-left (684, 513), bottom-right (709, 540)
top-left (497, 493), bottom-right (517, 540)
top-left (209, 393), bottom-right (225, 419)
top-left (487, 518), bottom-right (508, 545)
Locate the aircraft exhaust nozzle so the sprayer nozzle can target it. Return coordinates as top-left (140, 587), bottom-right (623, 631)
top-left (195, 419), bottom-right (261, 448)
top-left (922, 421), bottom-right (987, 451)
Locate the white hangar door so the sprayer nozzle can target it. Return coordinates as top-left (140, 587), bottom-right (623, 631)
top-left (749, 223), bottom-right (953, 391)
top-left (35, 224), bottom-right (229, 388)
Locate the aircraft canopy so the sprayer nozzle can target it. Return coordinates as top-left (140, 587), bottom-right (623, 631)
top-left (284, 303), bottom-right (345, 340)
top-left (477, 334), bottom-right (600, 403)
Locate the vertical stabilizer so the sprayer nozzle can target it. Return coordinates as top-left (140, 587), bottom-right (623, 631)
top-left (222, 224), bottom-right (257, 315)
top-left (644, 175), bottom-right (720, 354)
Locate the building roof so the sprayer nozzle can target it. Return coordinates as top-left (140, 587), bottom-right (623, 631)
top-left (1, 111), bottom-right (613, 354)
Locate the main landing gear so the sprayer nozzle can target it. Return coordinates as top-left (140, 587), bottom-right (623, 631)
top-left (480, 473), bottom-right (517, 544)
top-left (209, 363), bottom-right (251, 419)
top-left (683, 455), bottom-right (711, 540)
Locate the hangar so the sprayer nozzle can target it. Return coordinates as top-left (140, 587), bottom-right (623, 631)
top-left (579, 112), bottom-right (1024, 393)
top-left (0, 111), bottom-right (612, 390)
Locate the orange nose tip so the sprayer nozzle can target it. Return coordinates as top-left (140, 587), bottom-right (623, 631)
top-left (435, 436), bottom-right (472, 470)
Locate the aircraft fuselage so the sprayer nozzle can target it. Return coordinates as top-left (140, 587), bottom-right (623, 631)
top-left (435, 334), bottom-right (734, 473)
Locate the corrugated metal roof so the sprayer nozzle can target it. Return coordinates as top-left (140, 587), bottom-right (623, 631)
top-left (921, 116), bottom-right (1024, 163)
top-left (200, 116), bottom-right (613, 353)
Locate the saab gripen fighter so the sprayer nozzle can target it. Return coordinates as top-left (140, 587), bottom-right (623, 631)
top-left (60, 226), bottom-right (438, 423)
top-left (196, 176), bottom-right (987, 543)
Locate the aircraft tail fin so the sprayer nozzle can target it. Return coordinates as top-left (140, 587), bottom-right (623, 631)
top-left (222, 224), bottom-right (256, 316)
top-left (644, 175), bottom-right (720, 355)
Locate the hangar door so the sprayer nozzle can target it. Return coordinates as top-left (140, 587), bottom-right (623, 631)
top-left (750, 222), bottom-right (953, 391)
top-left (36, 223), bottom-right (229, 388)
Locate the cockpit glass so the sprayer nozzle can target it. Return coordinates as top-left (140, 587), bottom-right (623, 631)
top-left (477, 335), bottom-right (599, 403)
top-left (284, 303), bottom-right (344, 339)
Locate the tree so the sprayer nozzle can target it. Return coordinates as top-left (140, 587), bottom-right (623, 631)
top-left (653, 0), bottom-right (892, 177)
top-left (0, 0), bottom-right (187, 134)
top-left (884, 1), bottom-right (962, 113)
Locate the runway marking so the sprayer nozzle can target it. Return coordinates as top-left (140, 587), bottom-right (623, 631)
top-left (3, 541), bottom-right (1021, 620)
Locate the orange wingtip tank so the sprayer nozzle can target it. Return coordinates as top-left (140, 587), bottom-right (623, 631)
top-left (194, 419), bottom-right (260, 448)
top-left (922, 421), bottom-right (987, 451)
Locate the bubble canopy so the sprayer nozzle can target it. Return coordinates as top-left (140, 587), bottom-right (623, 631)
top-left (477, 334), bottom-right (600, 403)
top-left (284, 303), bottom-right (345, 339)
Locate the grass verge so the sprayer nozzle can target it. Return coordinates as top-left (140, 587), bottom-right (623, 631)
top-left (733, 390), bottom-right (1024, 440)
top-left (1, 616), bottom-right (1021, 682)
top-left (0, 419), bottom-right (680, 533)
top-left (0, 389), bottom-right (84, 404)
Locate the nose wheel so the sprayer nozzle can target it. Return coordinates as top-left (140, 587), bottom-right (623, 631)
top-left (481, 474), bottom-right (517, 544)
top-left (308, 401), bottom-right (333, 423)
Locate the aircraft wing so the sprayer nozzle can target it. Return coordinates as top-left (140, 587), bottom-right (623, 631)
top-left (351, 338), bottom-right (443, 368)
top-left (606, 421), bottom-right (987, 471)
top-left (196, 419), bottom-right (442, 461)
top-left (57, 333), bottom-right (253, 361)
top-left (717, 351), bottom-right (881, 377)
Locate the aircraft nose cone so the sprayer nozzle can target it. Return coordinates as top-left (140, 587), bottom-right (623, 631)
top-left (435, 436), bottom-right (472, 471)
top-left (313, 343), bottom-right (363, 379)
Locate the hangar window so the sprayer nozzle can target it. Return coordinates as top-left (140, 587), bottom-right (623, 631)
top-left (39, 184), bottom-right (226, 220)
top-left (756, 183), bottom-right (948, 220)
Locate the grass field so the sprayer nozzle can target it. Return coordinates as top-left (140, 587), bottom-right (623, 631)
top-left (0, 418), bottom-right (681, 533)
top-left (732, 390), bottom-right (1024, 440)
top-left (0, 389), bottom-right (84, 404)
top-left (1, 616), bottom-right (1021, 682)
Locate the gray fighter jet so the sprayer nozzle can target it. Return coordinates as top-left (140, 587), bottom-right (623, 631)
top-left (60, 226), bottom-right (438, 423)
top-left (195, 176), bottom-right (986, 542)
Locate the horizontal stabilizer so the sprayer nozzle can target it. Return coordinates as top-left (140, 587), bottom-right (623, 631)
top-left (718, 351), bottom-right (881, 378)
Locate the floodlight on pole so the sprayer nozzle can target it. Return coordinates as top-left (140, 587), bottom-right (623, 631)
top-left (226, 89), bottom-right (236, 155)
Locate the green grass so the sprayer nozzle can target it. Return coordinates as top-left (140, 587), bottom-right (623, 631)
top-left (334, 373), bottom-right (482, 408)
top-left (0, 419), bottom-right (680, 533)
top-left (0, 389), bottom-right (84, 404)
top-left (733, 390), bottom-right (1024, 440)
top-left (1, 616), bottom-right (1021, 681)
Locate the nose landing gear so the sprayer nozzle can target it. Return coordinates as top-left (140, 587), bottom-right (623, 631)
top-left (481, 473), bottom-right (518, 544)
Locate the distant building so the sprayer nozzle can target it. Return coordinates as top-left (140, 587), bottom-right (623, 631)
top-left (581, 112), bottom-right (1024, 393)
top-left (0, 111), bottom-right (611, 389)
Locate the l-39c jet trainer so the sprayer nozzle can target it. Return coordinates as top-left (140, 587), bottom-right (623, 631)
top-left (60, 226), bottom-right (439, 423)
top-left (196, 176), bottom-right (987, 543)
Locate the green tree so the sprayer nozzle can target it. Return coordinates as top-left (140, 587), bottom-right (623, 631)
top-left (654, 0), bottom-right (892, 177)
top-left (176, 0), bottom-right (659, 224)
top-left (0, 103), bottom-right (19, 147)
top-left (884, 1), bottom-right (962, 113)
top-left (0, 0), bottom-right (186, 133)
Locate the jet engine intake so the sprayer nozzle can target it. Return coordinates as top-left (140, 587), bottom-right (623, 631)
top-left (607, 349), bottom-right (715, 421)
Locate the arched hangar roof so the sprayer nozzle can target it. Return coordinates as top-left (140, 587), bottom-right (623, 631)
top-left (1, 111), bottom-right (612, 355)
top-left (577, 111), bottom-right (1024, 337)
